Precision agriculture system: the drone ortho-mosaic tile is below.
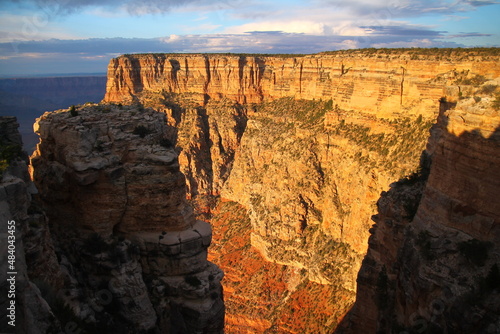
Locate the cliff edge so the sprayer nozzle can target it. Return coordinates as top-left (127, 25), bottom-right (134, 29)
top-left (337, 88), bottom-right (500, 333)
top-left (29, 105), bottom-right (224, 333)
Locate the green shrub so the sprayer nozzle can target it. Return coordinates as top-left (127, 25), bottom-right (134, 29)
top-left (0, 143), bottom-right (22, 177)
top-left (69, 105), bottom-right (78, 117)
top-left (458, 239), bottom-right (492, 266)
top-left (159, 138), bottom-right (173, 148)
top-left (376, 266), bottom-right (389, 309)
top-left (492, 93), bottom-right (500, 110)
top-left (456, 74), bottom-right (487, 86)
top-left (416, 231), bottom-right (434, 260)
top-left (184, 275), bottom-right (202, 287)
top-left (133, 125), bottom-right (151, 138)
top-left (0, 159), bottom-right (9, 177)
top-left (83, 233), bottom-right (110, 254)
top-left (478, 84), bottom-right (497, 95)
top-left (485, 264), bottom-right (500, 291)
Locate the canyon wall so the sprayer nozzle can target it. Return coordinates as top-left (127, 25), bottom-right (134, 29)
top-left (102, 49), bottom-right (500, 332)
top-left (1, 116), bottom-right (63, 333)
top-left (104, 50), bottom-right (500, 117)
top-left (29, 105), bottom-right (224, 333)
top-left (337, 91), bottom-right (500, 333)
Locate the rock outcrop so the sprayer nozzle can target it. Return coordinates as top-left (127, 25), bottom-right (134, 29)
top-left (29, 105), bottom-right (224, 333)
top-left (336, 87), bottom-right (500, 333)
top-left (1, 116), bottom-right (63, 333)
top-left (101, 49), bottom-right (500, 333)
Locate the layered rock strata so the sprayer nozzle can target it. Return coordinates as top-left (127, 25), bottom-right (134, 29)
top-left (30, 105), bottom-right (224, 333)
top-left (104, 50), bottom-right (500, 117)
top-left (337, 88), bottom-right (500, 332)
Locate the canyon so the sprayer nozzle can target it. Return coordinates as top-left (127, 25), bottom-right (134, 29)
top-left (1, 48), bottom-right (499, 333)
top-left (101, 48), bottom-right (500, 332)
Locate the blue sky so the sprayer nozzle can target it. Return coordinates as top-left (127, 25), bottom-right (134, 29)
top-left (0, 0), bottom-right (499, 76)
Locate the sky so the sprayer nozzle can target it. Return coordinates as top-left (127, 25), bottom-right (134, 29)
top-left (0, 0), bottom-right (499, 76)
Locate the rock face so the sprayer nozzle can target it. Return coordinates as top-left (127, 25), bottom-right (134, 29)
top-left (30, 105), bottom-right (224, 333)
top-left (336, 91), bottom-right (500, 333)
top-left (104, 50), bottom-right (500, 117)
top-left (101, 49), bottom-right (500, 333)
top-left (1, 116), bottom-right (63, 333)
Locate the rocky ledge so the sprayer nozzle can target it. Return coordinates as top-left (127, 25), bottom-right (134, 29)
top-left (29, 104), bottom-right (224, 333)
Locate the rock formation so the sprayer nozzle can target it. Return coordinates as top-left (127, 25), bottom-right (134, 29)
top-left (101, 48), bottom-right (500, 333)
top-left (28, 105), bottom-right (224, 333)
top-left (1, 116), bottom-right (63, 333)
top-left (336, 84), bottom-right (500, 333)
top-left (104, 50), bottom-right (500, 117)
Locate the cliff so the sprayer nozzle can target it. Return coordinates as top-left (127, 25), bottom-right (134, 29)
top-left (29, 105), bottom-right (224, 333)
top-left (336, 88), bottom-right (500, 333)
top-left (100, 49), bottom-right (500, 332)
top-left (104, 50), bottom-right (500, 117)
top-left (1, 116), bottom-right (63, 333)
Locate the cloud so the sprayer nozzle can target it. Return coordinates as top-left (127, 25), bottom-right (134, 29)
top-left (314, 0), bottom-right (500, 17)
top-left (0, 13), bottom-right (81, 42)
top-left (446, 32), bottom-right (492, 38)
top-left (4, 0), bottom-right (247, 15)
top-left (226, 20), bottom-right (329, 35)
top-left (360, 25), bottom-right (446, 37)
top-left (1, 29), bottom-right (463, 58)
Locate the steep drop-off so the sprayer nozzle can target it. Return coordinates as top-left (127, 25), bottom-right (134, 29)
top-left (29, 105), bottom-right (224, 333)
top-left (337, 90), bottom-right (500, 333)
top-left (1, 116), bottom-right (63, 333)
top-left (102, 48), bottom-right (500, 333)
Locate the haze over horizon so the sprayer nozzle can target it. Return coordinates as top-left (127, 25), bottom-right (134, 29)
top-left (0, 0), bottom-right (499, 77)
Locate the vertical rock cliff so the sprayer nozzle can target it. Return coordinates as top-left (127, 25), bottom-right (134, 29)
top-left (100, 48), bottom-right (500, 333)
top-left (1, 116), bottom-right (64, 333)
top-left (337, 84), bottom-right (500, 333)
top-left (29, 105), bottom-right (224, 333)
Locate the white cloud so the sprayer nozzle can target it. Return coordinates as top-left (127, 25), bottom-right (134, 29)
top-left (371, 38), bottom-right (435, 48)
top-left (225, 20), bottom-right (328, 35)
top-left (314, 0), bottom-right (499, 17)
top-left (0, 13), bottom-right (81, 42)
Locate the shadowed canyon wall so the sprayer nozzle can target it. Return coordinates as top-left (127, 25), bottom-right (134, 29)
top-left (336, 88), bottom-right (500, 333)
top-left (102, 48), bottom-right (500, 332)
top-left (33, 105), bottom-right (224, 333)
top-left (6, 105), bottom-right (225, 333)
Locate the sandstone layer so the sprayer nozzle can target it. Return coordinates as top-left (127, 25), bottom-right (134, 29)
top-left (104, 50), bottom-right (500, 117)
top-left (101, 49), bottom-right (500, 333)
top-left (30, 105), bottom-right (224, 333)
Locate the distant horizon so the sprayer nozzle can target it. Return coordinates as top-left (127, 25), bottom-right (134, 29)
top-left (2, 46), bottom-right (500, 78)
top-left (0, 72), bottom-right (107, 79)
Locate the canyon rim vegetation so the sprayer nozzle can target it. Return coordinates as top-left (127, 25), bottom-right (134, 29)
top-left (1, 47), bottom-right (500, 333)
